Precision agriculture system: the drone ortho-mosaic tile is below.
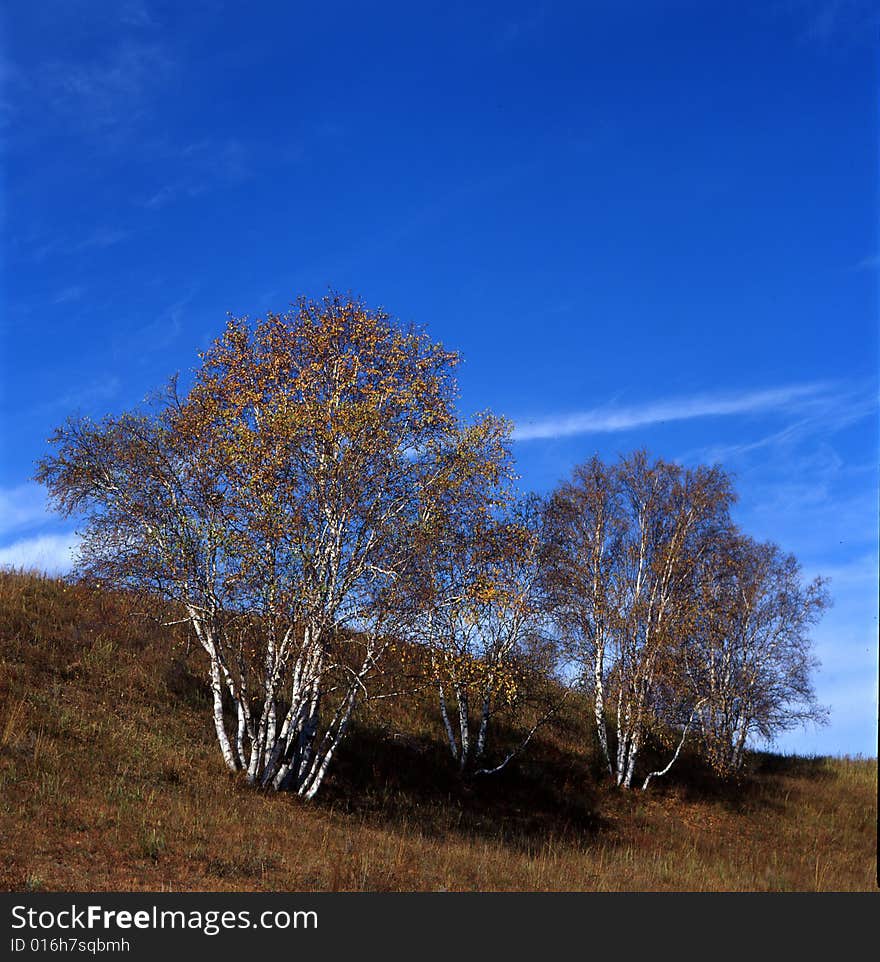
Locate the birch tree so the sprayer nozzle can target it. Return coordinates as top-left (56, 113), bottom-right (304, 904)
top-left (686, 532), bottom-right (830, 775)
top-left (545, 451), bottom-right (733, 789)
top-left (542, 455), bottom-right (621, 777)
top-left (36, 293), bottom-right (502, 799)
top-left (413, 473), bottom-right (557, 776)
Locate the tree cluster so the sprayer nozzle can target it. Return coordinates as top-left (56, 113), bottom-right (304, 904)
top-left (35, 294), bottom-right (829, 798)
top-left (543, 454), bottom-right (828, 787)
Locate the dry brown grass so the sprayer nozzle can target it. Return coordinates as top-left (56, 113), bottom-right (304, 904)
top-left (0, 569), bottom-right (875, 892)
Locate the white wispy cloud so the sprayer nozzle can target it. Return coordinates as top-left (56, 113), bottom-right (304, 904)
top-left (808, 551), bottom-right (879, 594)
top-left (0, 484), bottom-right (51, 538)
top-left (853, 253), bottom-right (880, 271)
top-left (141, 138), bottom-right (250, 210)
top-left (0, 533), bottom-right (78, 574)
top-left (796, 0), bottom-right (880, 45)
top-left (41, 39), bottom-right (175, 134)
top-left (512, 382), bottom-right (832, 441)
top-left (116, 287), bottom-right (199, 358)
top-left (3, 2), bottom-right (175, 157)
top-left (0, 483), bottom-right (81, 574)
top-left (691, 386), bottom-right (876, 465)
top-left (51, 284), bottom-right (87, 305)
top-left (30, 375), bottom-right (122, 417)
top-left (119, 0), bottom-right (157, 29)
top-left (75, 226), bottom-right (131, 251)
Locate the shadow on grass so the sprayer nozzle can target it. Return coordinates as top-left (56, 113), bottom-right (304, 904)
top-left (320, 723), bottom-right (605, 852)
top-left (634, 744), bottom-right (840, 814)
top-left (747, 751), bottom-right (840, 779)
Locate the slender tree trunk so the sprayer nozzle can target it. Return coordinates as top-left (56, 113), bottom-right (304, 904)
top-left (456, 685), bottom-right (471, 772)
top-left (593, 640), bottom-right (612, 775)
top-left (615, 685), bottom-right (629, 786)
top-left (437, 681), bottom-right (459, 762)
top-left (208, 654), bottom-right (239, 772)
top-left (623, 731), bottom-right (639, 789)
top-left (732, 721), bottom-right (749, 771)
top-left (475, 690), bottom-right (492, 764)
top-left (300, 686), bottom-right (358, 800)
top-left (234, 700), bottom-right (247, 770)
top-left (186, 610), bottom-right (239, 773)
top-left (641, 704), bottom-right (702, 791)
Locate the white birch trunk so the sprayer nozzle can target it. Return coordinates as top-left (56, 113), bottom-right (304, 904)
top-left (641, 703), bottom-right (702, 791)
top-left (437, 681), bottom-right (460, 762)
top-left (456, 685), bottom-right (471, 772)
top-left (209, 654), bottom-right (239, 772)
top-left (593, 641), bottom-right (612, 776)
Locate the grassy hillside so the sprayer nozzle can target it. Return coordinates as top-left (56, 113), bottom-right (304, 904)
top-left (0, 570), bottom-right (875, 892)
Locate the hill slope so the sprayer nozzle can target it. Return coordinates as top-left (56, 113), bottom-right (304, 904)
top-left (0, 570), bottom-right (875, 891)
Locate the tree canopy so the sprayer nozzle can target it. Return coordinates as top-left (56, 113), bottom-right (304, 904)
top-left (35, 292), bottom-right (830, 797)
top-left (37, 294), bottom-right (510, 797)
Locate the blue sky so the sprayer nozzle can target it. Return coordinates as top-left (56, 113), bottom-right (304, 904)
top-left (1, 1), bottom-right (877, 756)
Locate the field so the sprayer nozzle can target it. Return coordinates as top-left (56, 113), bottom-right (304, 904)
top-left (0, 570), bottom-right (875, 892)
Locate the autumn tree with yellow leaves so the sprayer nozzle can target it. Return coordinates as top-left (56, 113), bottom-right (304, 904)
top-left (408, 479), bottom-right (558, 775)
top-left (36, 293), bottom-right (510, 798)
top-left (34, 291), bottom-right (830, 799)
